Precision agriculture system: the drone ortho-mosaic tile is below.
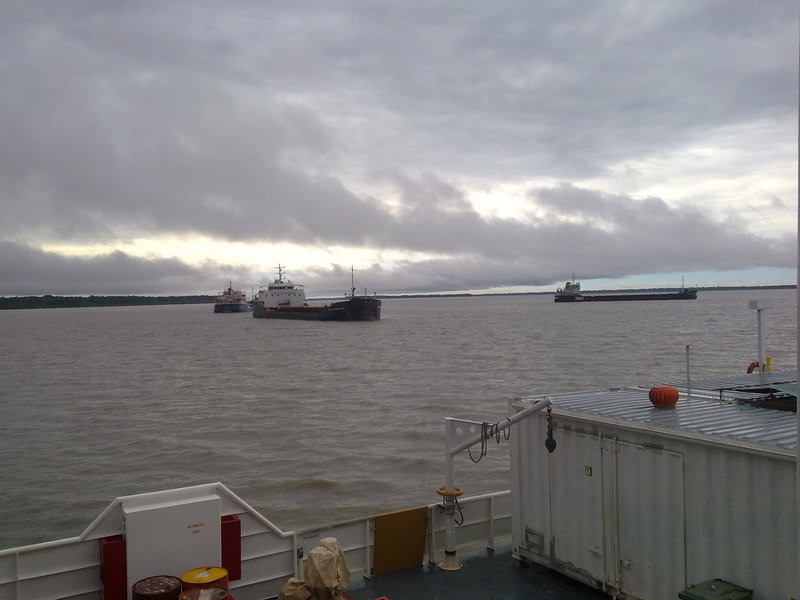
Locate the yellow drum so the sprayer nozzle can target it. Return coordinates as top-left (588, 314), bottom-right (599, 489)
top-left (179, 588), bottom-right (228, 600)
top-left (180, 567), bottom-right (229, 591)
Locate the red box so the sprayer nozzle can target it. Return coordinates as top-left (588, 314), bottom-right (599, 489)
top-left (221, 515), bottom-right (241, 581)
top-left (100, 535), bottom-right (127, 600)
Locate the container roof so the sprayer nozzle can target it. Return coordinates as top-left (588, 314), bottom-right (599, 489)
top-left (512, 370), bottom-right (797, 454)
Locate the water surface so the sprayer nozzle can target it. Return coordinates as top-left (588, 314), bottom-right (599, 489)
top-left (1, 289), bottom-right (795, 548)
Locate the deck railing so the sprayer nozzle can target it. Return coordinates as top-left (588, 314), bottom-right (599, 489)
top-left (0, 488), bottom-right (512, 600)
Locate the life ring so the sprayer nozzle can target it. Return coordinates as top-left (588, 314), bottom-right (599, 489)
top-left (436, 485), bottom-right (464, 498)
top-left (746, 361), bottom-right (759, 374)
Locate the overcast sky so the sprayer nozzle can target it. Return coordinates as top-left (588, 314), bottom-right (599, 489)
top-left (1, 1), bottom-right (797, 296)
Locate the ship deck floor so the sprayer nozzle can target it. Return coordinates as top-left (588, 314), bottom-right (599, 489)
top-left (344, 546), bottom-right (609, 600)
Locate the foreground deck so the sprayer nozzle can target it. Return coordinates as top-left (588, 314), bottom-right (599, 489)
top-left (345, 546), bottom-right (608, 600)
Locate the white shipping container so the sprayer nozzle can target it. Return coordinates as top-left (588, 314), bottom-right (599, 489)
top-left (510, 372), bottom-right (797, 600)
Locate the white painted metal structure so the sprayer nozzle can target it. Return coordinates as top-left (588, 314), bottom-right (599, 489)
top-left (748, 299), bottom-right (774, 372)
top-left (438, 398), bottom-right (551, 569)
top-left (0, 483), bottom-right (512, 600)
top-left (510, 372), bottom-right (797, 600)
top-left (255, 265), bottom-right (307, 308)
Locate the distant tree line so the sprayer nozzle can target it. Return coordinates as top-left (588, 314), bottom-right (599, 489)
top-left (0, 295), bottom-right (216, 309)
top-left (0, 285), bottom-right (793, 310)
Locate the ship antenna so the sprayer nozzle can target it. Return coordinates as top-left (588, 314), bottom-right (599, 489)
top-left (350, 266), bottom-right (356, 298)
top-left (276, 264), bottom-right (284, 283)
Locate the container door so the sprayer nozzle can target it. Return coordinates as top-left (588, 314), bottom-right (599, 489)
top-left (615, 440), bottom-right (686, 599)
top-left (548, 430), bottom-right (605, 578)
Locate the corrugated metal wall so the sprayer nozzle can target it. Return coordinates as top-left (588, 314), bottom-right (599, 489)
top-left (614, 439), bottom-right (685, 598)
top-left (682, 444), bottom-right (795, 596)
top-left (511, 409), bottom-right (796, 599)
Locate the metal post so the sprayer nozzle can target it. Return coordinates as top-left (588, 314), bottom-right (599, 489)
top-left (795, 116), bottom-right (799, 599)
top-left (791, 91), bottom-right (800, 600)
top-left (445, 418), bottom-right (455, 491)
top-left (748, 300), bottom-right (773, 373)
top-left (685, 345), bottom-right (691, 398)
top-left (438, 418), bottom-right (462, 570)
top-left (757, 308), bottom-right (764, 370)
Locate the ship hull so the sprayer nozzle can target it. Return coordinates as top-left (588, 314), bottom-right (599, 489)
top-left (253, 297), bottom-right (381, 321)
top-left (555, 290), bottom-right (697, 302)
top-left (214, 303), bottom-right (252, 313)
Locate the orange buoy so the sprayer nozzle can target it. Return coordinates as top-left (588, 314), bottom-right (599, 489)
top-left (746, 361), bottom-right (759, 374)
top-left (649, 385), bottom-right (679, 408)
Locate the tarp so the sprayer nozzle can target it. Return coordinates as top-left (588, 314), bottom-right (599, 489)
top-left (278, 537), bottom-right (350, 600)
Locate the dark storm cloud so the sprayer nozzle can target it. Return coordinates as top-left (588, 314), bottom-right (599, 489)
top-left (527, 184), bottom-right (795, 274)
top-left (6, 177), bottom-right (790, 296)
top-left (0, 1), bottom-right (796, 294)
top-left (0, 242), bottom-right (201, 295)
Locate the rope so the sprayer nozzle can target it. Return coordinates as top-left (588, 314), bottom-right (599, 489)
top-left (467, 418), bottom-right (512, 463)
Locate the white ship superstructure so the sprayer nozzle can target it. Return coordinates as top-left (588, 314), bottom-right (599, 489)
top-left (255, 265), bottom-right (308, 308)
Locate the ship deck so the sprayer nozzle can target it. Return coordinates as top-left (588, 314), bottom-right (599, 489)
top-left (344, 546), bottom-right (608, 600)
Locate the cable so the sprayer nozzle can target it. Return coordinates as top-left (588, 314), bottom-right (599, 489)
top-left (453, 496), bottom-right (464, 526)
top-left (467, 418), bottom-right (512, 463)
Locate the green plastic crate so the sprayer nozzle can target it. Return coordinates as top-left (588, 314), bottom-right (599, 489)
top-left (678, 578), bottom-right (753, 600)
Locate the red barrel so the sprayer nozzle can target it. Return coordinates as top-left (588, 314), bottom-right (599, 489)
top-left (180, 567), bottom-right (229, 591)
top-left (132, 575), bottom-right (181, 600)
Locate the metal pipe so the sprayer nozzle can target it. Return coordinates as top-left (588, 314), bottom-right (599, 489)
top-left (685, 345), bottom-right (691, 398)
top-left (445, 417), bottom-right (455, 490)
top-left (447, 398), bottom-right (552, 458)
top-left (795, 110), bottom-right (799, 598)
top-left (757, 308), bottom-right (764, 371)
top-left (748, 299), bottom-right (772, 374)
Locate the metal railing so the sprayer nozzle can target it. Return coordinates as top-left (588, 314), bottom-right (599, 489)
top-left (0, 488), bottom-right (512, 600)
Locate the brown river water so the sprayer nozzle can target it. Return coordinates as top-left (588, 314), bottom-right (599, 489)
top-left (1, 288), bottom-right (795, 548)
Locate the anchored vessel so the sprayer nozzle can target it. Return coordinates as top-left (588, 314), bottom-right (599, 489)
top-left (252, 266), bottom-right (381, 321)
top-left (213, 282), bottom-right (252, 313)
top-left (555, 277), bottom-right (698, 302)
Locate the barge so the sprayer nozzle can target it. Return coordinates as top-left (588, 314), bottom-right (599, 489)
top-left (555, 278), bottom-right (698, 302)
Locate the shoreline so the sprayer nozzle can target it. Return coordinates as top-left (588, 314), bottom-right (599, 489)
top-left (0, 285), bottom-right (795, 309)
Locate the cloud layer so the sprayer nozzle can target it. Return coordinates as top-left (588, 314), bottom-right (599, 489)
top-left (1, 1), bottom-right (796, 295)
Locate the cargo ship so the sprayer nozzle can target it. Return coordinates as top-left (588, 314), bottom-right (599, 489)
top-left (252, 266), bottom-right (381, 321)
top-left (213, 282), bottom-right (252, 313)
top-left (554, 277), bottom-right (698, 302)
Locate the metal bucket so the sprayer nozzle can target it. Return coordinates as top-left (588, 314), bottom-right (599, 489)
top-left (132, 575), bottom-right (182, 600)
